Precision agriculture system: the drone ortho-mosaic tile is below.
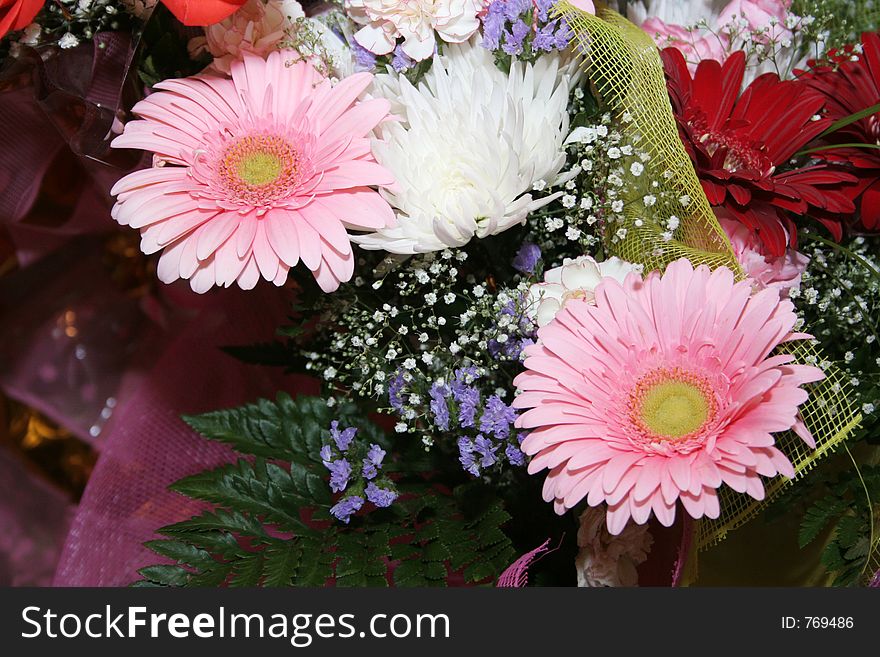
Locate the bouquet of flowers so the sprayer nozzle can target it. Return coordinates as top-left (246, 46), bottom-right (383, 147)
top-left (2, 0), bottom-right (879, 587)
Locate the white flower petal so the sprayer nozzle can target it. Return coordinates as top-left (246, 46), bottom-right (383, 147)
top-left (354, 41), bottom-right (576, 254)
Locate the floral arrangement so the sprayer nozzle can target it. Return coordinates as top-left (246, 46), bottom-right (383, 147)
top-left (2, 0), bottom-right (879, 587)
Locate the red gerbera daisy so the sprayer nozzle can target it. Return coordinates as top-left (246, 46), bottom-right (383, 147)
top-left (662, 48), bottom-right (857, 256)
top-left (802, 32), bottom-right (880, 231)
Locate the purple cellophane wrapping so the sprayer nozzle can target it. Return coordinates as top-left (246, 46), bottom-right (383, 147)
top-left (52, 284), bottom-right (317, 586)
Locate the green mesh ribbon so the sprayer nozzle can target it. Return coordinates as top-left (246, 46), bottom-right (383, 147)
top-left (554, 2), bottom-right (862, 550)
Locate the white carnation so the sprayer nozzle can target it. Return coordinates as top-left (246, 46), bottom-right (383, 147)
top-left (346, 0), bottom-right (481, 61)
top-left (526, 255), bottom-right (640, 327)
top-left (575, 507), bottom-right (653, 588)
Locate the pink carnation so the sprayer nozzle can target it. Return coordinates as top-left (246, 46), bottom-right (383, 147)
top-left (717, 0), bottom-right (792, 43)
top-left (641, 17), bottom-right (729, 70)
top-left (513, 258), bottom-right (824, 534)
top-left (110, 50), bottom-right (395, 293)
top-left (575, 506), bottom-right (652, 587)
top-left (188, 0), bottom-right (304, 75)
top-left (720, 215), bottom-right (809, 295)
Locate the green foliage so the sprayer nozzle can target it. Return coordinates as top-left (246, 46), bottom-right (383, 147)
top-left (138, 394), bottom-right (515, 587)
top-left (221, 341), bottom-right (299, 369)
top-left (136, 5), bottom-right (210, 88)
top-left (798, 464), bottom-right (880, 586)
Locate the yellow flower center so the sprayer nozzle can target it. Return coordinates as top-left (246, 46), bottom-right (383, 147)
top-left (237, 152), bottom-right (284, 187)
top-left (639, 380), bottom-right (709, 438)
top-left (630, 368), bottom-right (717, 442)
top-left (219, 134), bottom-right (301, 204)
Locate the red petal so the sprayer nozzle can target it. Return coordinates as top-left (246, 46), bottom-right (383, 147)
top-left (860, 180), bottom-right (880, 230)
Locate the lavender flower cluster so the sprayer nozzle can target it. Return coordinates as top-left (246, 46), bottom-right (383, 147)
top-left (321, 421), bottom-right (399, 523)
top-left (391, 365), bottom-right (527, 476)
top-left (351, 40), bottom-right (417, 73)
top-left (482, 0), bottom-right (573, 57)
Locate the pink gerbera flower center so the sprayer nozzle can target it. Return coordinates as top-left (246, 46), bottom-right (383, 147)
top-left (628, 367), bottom-right (718, 445)
top-left (219, 134), bottom-right (302, 204)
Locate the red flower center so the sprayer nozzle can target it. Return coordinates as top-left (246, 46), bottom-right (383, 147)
top-left (687, 111), bottom-right (774, 176)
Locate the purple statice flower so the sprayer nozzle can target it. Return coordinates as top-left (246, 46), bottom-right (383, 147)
top-left (362, 444), bottom-right (386, 480)
top-left (455, 386), bottom-right (481, 428)
top-left (535, 0), bottom-right (554, 21)
top-left (505, 442), bottom-right (526, 467)
top-left (392, 45), bottom-right (415, 72)
top-left (502, 19), bottom-right (530, 56)
top-left (533, 20), bottom-right (559, 52)
top-left (503, 0), bottom-right (531, 20)
top-left (458, 437), bottom-right (480, 476)
top-left (505, 337), bottom-right (535, 361)
top-left (319, 445), bottom-right (333, 463)
top-left (388, 371), bottom-right (406, 413)
top-left (429, 382), bottom-right (451, 431)
top-left (481, 4), bottom-right (506, 50)
top-left (500, 298), bottom-right (517, 317)
top-left (554, 20), bottom-right (573, 49)
top-left (454, 365), bottom-right (480, 383)
top-left (449, 367), bottom-right (480, 396)
top-left (330, 420), bottom-right (357, 451)
top-left (325, 458), bottom-right (352, 493)
top-left (513, 242), bottom-right (542, 274)
top-left (450, 368), bottom-right (481, 428)
top-left (365, 482), bottom-right (398, 508)
top-left (330, 495), bottom-right (364, 523)
top-left (474, 435), bottom-right (499, 468)
top-left (479, 395), bottom-right (517, 440)
top-left (351, 40), bottom-right (377, 71)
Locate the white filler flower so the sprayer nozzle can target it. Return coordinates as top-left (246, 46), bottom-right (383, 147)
top-left (353, 42), bottom-right (576, 255)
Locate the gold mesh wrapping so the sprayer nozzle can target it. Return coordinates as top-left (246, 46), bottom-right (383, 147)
top-left (556, 4), bottom-right (742, 274)
top-left (867, 541), bottom-right (880, 585)
top-left (698, 341), bottom-right (861, 549)
top-left (555, 2), bottom-right (862, 550)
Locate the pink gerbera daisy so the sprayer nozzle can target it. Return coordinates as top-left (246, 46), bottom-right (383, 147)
top-left (512, 258), bottom-right (824, 534)
top-left (110, 50), bottom-right (396, 293)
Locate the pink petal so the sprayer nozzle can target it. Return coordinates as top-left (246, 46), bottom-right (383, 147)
top-left (299, 200), bottom-right (354, 254)
top-left (602, 452), bottom-right (645, 494)
top-left (265, 209), bottom-right (300, 268)
top-left (318, 160), bottom-right (395, 191)
top-left (606, 502), bottom-right (633, 535)
top-left (252, 222), bottom-right (280, 282)
top-left (196, 213), bottom-right (239, 261)
top-left (679, 490), bottom-right (706, 519)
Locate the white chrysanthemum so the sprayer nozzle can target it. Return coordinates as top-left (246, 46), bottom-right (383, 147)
top-left (353, 42), bottom-right (576, 255)
top-left (526, 255), bottom-right (640, 327)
